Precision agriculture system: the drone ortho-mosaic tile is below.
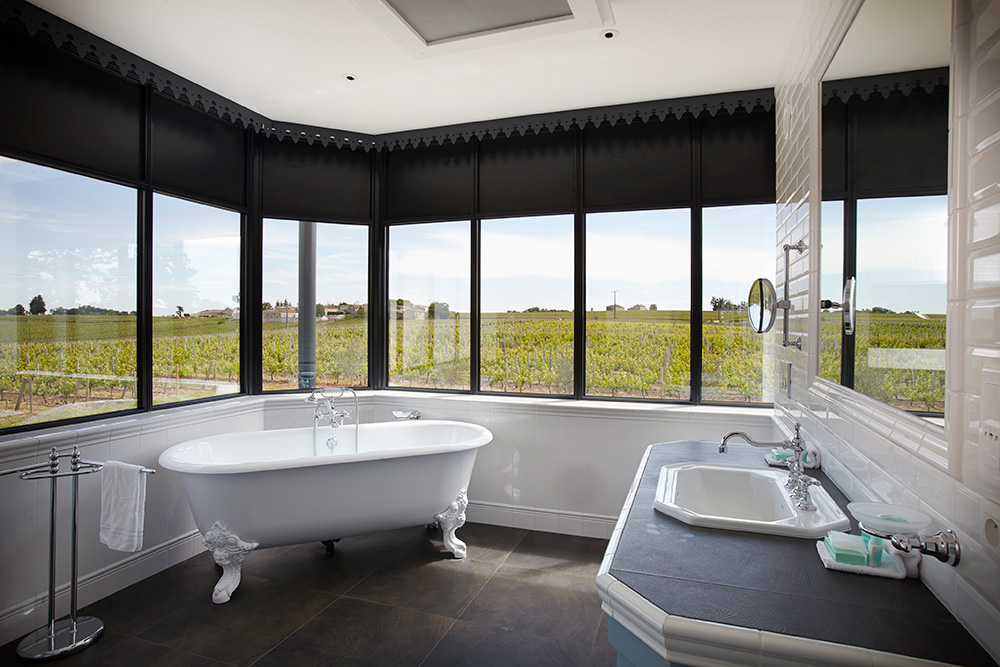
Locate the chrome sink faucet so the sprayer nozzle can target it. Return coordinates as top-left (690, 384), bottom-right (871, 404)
top-left (720, 423), bottom-right (819, 511)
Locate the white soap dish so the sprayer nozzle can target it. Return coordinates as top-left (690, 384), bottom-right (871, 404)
top-left (847, 502), bottom-right (931, 536)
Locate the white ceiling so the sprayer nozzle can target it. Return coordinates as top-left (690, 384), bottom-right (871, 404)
top-left (824, 0), bottom-right (951, 80)
top-left (26, 0), bottom-right (950, 135)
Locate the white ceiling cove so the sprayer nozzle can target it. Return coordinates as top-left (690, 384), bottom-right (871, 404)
top-left (23, 1), bottom-right (946, 135)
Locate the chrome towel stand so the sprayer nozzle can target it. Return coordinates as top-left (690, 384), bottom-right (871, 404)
top-left (0, 445), bottom-right (154, 661)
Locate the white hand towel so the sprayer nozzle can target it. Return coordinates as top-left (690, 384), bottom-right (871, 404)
top-left (100, 461), bottom-right (146, 552)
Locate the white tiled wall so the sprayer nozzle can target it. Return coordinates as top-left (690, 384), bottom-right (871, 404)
top-left (0, 391), bottom-right (773, 647)
top-left (777, 0), bottom-right (1000, 662)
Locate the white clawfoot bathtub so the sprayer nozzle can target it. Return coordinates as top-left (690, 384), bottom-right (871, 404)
top-left (158, 420), bottom-right (492, 603)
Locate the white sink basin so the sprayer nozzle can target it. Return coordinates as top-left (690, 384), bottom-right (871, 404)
top-left (653, 462), bottom-right (850, 538)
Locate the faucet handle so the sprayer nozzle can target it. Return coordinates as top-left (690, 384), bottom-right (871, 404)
top-left (305, 388), bottom-right (321, 402)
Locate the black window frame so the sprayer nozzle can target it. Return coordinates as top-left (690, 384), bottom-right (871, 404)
top-left (0, 14), bottom-right (783, 435)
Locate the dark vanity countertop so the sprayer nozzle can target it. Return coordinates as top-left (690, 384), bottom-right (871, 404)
top-left (608, 441), bottom-right (997, 667)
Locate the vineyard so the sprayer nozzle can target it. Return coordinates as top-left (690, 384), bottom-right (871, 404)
top-left (0, 308), bottom-right (945, 428)
top-left (391, 310), bottom-right (764, 401)
top-left (820, 311), bottom-right (946, 412)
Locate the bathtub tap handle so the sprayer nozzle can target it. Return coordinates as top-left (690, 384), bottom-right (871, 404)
top-left (393, 410), bottom-right (421, 420)
top-left (305, 388), bottom-right (329, 403)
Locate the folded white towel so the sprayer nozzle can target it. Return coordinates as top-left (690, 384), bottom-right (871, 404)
top-left (100, 461), bottom-right (146, 552)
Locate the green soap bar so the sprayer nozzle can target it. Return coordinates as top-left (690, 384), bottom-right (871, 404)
top-left (824, 534), bottom-right (867, 566)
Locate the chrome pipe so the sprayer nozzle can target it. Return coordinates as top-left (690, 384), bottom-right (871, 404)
top-left (70, 448), bottom-right (81, 632)
top-left (46, 448), bottom-right (58, 645)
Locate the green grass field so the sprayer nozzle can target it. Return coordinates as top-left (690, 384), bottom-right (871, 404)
top-left (0, 309), bottom-right (946, 428)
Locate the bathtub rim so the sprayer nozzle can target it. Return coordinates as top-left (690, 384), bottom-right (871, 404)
top-left (158, 419), bottom-right (493, 475)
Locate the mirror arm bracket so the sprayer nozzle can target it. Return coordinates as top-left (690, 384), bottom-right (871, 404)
top-left (781, 241), bottom-right (807, 349)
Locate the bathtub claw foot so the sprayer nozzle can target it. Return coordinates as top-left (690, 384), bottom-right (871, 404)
top-left (321, 539), bottom-right (340, 554)
top-left (203, 522), bottom-right (258, 604)
top-left (434, 490), bottom-right (468, 559)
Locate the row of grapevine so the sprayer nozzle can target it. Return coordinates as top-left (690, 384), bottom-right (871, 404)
top-left (388, 316), bottom-right (763, 401)
top-left (819, 312), bottom-right (946, 412)
top-left (261, 321), bottom-right (368, 390)
top-left (0, 311), bottom-right (945, 427)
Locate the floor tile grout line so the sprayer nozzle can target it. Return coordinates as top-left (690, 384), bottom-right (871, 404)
top-left (245, 593), bottom-right (344, 667)
top-left (415, 617), bottom-right (459, 667)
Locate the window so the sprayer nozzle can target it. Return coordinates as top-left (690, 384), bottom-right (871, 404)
top-left (0, 157), bottom-right (138, 427)
top-left (480, 215), bottom-right (574, 394)
top-left (702, 204), bottom-right (775, 403)
top-left (261, 219), bottom-right (368, 390)
top-left (388, 221), bottom-right (470, 389)
top-left (152, 193), bottom-right (241, 404)
top-left (585, 209), bottom-right (691, 399)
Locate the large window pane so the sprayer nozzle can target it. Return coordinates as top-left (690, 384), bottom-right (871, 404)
top-left (702, 204), bottom-right (775, 402)
top-left (480, 215), bottom-right (574, 394)
top-left (854, 195), bottom-right (947, 413)
top-left (261, 219), bottom-right (368, 390)
top-left (586, 210), bottom-right (690, 399)
top-left (0, 157), bottom-right (137, 427)
top-left (819, 200), bottom-right (844, 384)
top-left (152, 194), bottom-right (240, 404)
top-left (388, 221), bottom-right (470, 389)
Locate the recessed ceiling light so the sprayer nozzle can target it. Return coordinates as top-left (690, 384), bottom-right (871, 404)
top-left (343, 74), bottom-right (357, 82)
top-left (602, 28), bottom-right (618, 39)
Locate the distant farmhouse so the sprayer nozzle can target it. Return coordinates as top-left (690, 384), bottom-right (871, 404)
top-left (396, 302), bottom-right (427, 320)
top-left (262, 306), bottom-right (298, 324)
top-left (195, 307), bottom-right (234, 319)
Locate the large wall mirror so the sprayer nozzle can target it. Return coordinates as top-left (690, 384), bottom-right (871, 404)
top-left (819, 0), bottom-right (951, 425)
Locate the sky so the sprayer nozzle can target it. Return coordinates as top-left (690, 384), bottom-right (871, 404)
top-left (152, 193), bottom-right (241, 316)
top-left (821, 195), bottom-right (947, 315)
top-left (1, 155), bottom-right (948, 318)
top-left (386, 206), bottom-right (777, 313)
top-left (263, 219), bottom-right (369, 307)
top-left (0, 156), bottom-right (137, 313)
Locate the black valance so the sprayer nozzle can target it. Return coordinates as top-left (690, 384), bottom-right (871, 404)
top-left (1, 0), bottom-right (773, 154)
top-left (821, 68), bottom-right (948, 197)
top-left (822, 67), bottom-right (948, 105)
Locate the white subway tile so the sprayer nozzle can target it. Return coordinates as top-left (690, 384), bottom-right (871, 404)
top-left (954, 577), bottom-right (1000, 663)
top-left (972, 0), bottom-right (1000, 54)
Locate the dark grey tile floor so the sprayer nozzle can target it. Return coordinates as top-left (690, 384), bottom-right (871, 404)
top-left (2, 524), bottom-right (617, 666)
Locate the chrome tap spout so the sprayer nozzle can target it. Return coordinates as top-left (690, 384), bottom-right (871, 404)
top-left (719, 431), bottom-right (785, 453)
top-left (719, 423), bottom-right (818, 511)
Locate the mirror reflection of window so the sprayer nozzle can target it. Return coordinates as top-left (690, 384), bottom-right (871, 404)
top-left (853, 195), bottom-right (947, 414)
top-left (820, 200), bottom-right (844, 384)
top-left (820, 0), bottom-right (950, 421)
